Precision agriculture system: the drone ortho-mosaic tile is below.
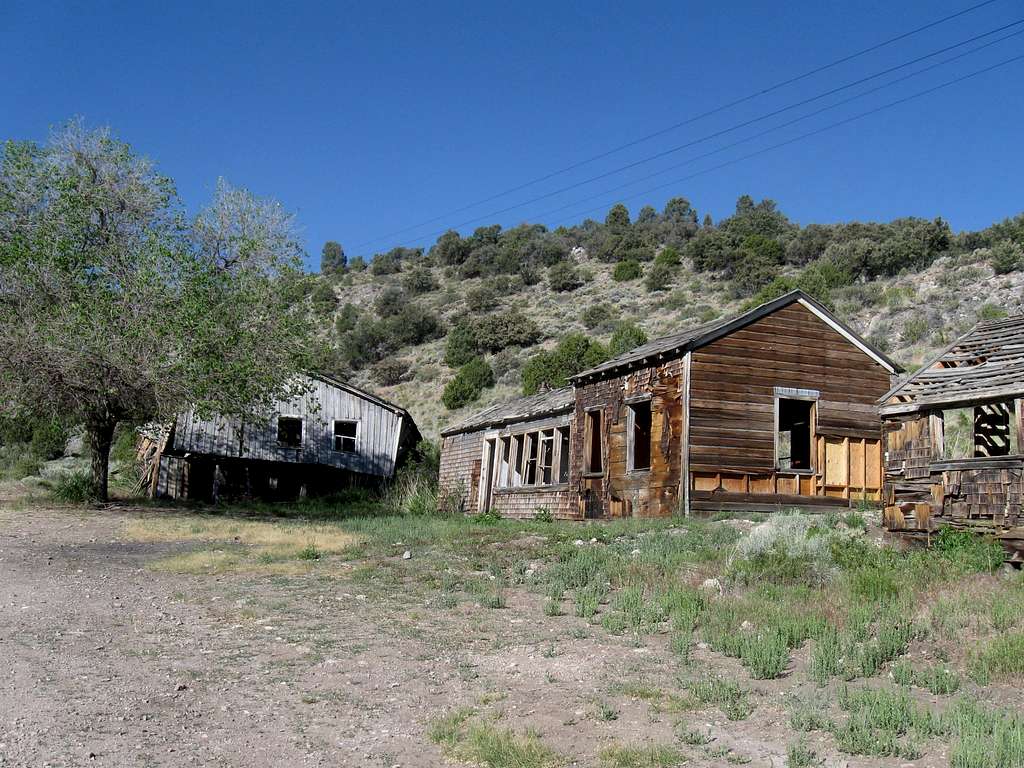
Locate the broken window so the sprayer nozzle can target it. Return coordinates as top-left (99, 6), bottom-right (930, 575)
top-left (584, 409), bottom-right (603, 474)
top-left (939, 402), bottom-right (1019, 459)
top-left (539, 429), bottom-right (554, 485)
top-left (524, 433), bottom-right (539, 485)
top-left (496, 436), bottom-right (512, 487)
top-left (510, 434), bottom-right (525, 486)
top-left (277, 416), bottom-right (302, 448)
top-left (776, 398), bottom-right (813, 471)
top-left (557, 426), bottom-right (571, 483)
top-left (332, 420), bottom-right (358, 453)
top-left (627, 400), bottom-right (652, 472)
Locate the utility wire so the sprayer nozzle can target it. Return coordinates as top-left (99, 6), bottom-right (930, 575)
top-left (544, 53), bottom-right (1024, 229)
top-left (351, 0), bottom-right (1003, 249)
top-left (405, 17), bottom-right (1024, 246)
top-left (515, 27), bottom-right (1024, 226)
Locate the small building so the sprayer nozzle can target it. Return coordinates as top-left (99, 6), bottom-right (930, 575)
top-left (147, 374), bottom-right (420, 501)
top-left (439, 290), bottom-right (900, 519)
top-left (878, 313), bottom-right (1024, 560)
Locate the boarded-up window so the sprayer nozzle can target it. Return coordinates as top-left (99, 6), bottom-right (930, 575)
top-left (776, 399), bottom-right (813, 470)
top-left (627, 400), bottom-right (652, 472)
top-left (557, 426), bottom-right (570, 483)
top-left (332, 420), bottom-right (358, 453)
top-left (584, 410), bottom-right (603, 474)
top-left (277, 416), bottom-right (302, 448)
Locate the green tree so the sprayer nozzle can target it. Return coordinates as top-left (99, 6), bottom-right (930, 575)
top-left (991, 240), bottom-right (1024, 275)
top-left (444, 320), bottom-right (478, 368)
top-left (320, 240), bottom-right (346, 273)
top-left (547, 261), bottom-right (582, 292)
top-left (605, 203), bottom-right (631, 232)
top-left (521, 333), bottom-right (608, 395)
top-left (609, 322), bottom-right (648, 356)
top-left (0, 123), bottom-right (315, 500)
top-left (442, 357), bottom-right (495, 410)
top-left (612, 259), bottom-right (643, 281)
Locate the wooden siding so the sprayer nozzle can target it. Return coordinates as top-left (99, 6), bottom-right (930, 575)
top-left (571, 360), bottom-right (684, 518)
top-left (439, 431), bottom-right (482, 516)
top-left (688, 302), bottom-right (890, 505)
top-left (440, 418), bottom-right (578, 520)
top-left (882, 410), bottom-right (1024, 559)
top-left (172, 376), bottom-right (404, 478)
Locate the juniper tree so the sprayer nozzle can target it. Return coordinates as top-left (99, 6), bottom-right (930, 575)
top-left (0, 122), bottom-right (314, 500)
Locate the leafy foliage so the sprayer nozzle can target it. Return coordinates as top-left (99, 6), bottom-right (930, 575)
top-left (521, 333), bottom-right (608, 395)
top-left (442, 357), bottom-right (495, 410)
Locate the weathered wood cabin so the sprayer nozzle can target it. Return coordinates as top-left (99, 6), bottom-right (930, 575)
top-left (148, 374), bottom-right (420, 501)
top-left (439, 290), bottom-right (900, 519)
top-left (879, 314), bottom-right (1024, 561)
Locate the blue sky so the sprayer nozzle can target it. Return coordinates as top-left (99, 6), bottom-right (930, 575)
top-left (4, 0), bottom-right (1022, 270)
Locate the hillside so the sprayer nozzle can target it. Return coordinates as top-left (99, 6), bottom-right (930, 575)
top-left (314, 197), bottom-right (1024, 441)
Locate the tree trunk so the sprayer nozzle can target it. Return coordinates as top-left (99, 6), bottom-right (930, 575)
top-left (87, 418), bottom-right (116, 502)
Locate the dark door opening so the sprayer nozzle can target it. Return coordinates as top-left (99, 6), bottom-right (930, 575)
top-left (777, 398), bottom-right (813, 471)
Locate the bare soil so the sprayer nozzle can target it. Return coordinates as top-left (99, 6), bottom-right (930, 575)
top-left (0, 501), bottom-right (1013, 768)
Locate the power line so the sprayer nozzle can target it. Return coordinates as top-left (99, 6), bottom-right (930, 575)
top-left (351, 0), bottom-right (1003, 249)
top-left (405, 17), bottom-right (1024, 246)
top-left (543, 53), bottom-right (1024, 230)
top-left (513, 27), bottom-right (1024, 227)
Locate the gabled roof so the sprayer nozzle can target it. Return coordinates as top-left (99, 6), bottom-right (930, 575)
top-left (311, 372), bottom-right (412, 418)
top-left (878, 313), bottom-right (1024, 416)
top-left (441, 386), bottom-right (574, 437)
top-left (571, 289), bottom-right (900, 383)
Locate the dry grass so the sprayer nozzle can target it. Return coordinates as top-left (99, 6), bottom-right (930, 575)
top-left (123, 515), bottom-right (361, 575)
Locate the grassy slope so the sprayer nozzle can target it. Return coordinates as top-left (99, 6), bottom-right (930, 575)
top-left (335, 252), bottom-right (1024, 441)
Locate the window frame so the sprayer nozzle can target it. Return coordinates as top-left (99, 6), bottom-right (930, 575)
top-left (583, 408), bottom-right (604, 477)
top-left (492, 423), bottom-right (571, 491)
top-left (625, 397), bottom-right (653, 474)
top-left (332, 419), bottom-right (359, 454)
top-left (774, 390), bottom-right (817, 474)
top-left (276, 415), bottom-right (303, 449)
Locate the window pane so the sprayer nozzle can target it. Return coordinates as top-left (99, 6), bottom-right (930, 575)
top-left (277, 417), bottom-right (302, 448)
top-left (333, 420), bottom-right (358, 453)
top-left (585, 411), bottom-right (603, 473)
top-left (539, 430), bottom-right (554, 485)
top-left (629, 401), bottom-right (652, 471)
top-left (558, 427), bottom-right (570, 483)
top-left (777, 399), bottom-right (813, 470)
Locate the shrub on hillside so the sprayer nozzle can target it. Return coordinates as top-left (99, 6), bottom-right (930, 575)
top-left (445, 320), bottom-right (478, 368)
top-left (52, 470), bottom-right (99, 504)
top-left (334, 302), bottom-right (361, 335)
top-left (466, 283), bottom-right (499, 313)
top-left (372, 358), bottom-right (410, 386)
top-left (474, 310), bottom-right (541, 353)
top-left (308, 277), bottom-right (338, 315)
top-left (521, 333), bottom-right (608, 395)
top-left (609, 322), bottom-right (648, 357)
top-left (348, 255), bottom-right (367, 272)
top-left (375, 286), bottom-right (406, 317)
top-left (582, 303), bottom-right (617, 330)
top-left (402, 266), bottom-right (437, 295)
top-left (644, 261), bottom-right (676, 292)
top-left (990, 240), bottom-right (1023, 275)
top-left (547, 261), bottom-right (583, 292)
top-left (654, 245), bottom-right (681, 267)
top-left (612, 259), bottom-right (642, 281)
top-left (383, 303), bottom-right (443, 347)
top-left (442, 357), bottom-right (495, 410)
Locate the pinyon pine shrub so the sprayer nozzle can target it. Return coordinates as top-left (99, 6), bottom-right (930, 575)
top-left (442, 357), bottom-right (495, 410)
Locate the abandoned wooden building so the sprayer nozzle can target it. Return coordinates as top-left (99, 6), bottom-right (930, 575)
top-left (145, 374), bottom-right (420, 501)
top-left (439, 290), bottom-right (901, 519)
top-left (879, 313), bottom-right (1024, 560)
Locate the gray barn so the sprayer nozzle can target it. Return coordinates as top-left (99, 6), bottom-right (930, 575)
top-left (150, 374), bottom-right (420, 501)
